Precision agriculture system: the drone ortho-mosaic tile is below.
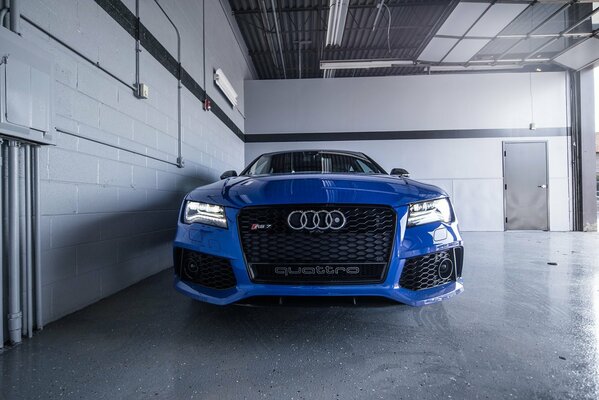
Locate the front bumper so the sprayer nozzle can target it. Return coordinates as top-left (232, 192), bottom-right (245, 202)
top-left (173, 205), bottom-right (463, 306)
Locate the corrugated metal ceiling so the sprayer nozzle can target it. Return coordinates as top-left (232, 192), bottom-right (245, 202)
top-left (229, 1), bottom-right (597, 79)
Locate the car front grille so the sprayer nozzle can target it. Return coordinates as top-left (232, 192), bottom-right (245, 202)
top-left (237, 205), bottom-right (396, 284)
top-left (175, 248), bottom-right (237, 290)
top-left (399, 247), bottom-right (463, 291)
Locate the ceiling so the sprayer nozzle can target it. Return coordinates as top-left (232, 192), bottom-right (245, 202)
top-left (229, 0), bottom-right (598, 79)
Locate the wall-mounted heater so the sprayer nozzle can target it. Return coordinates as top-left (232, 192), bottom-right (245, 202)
top-left (214, 68), bottom-right (238, 107)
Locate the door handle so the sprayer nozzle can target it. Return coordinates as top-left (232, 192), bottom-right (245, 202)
top-left (537, 184), bottom-right (547, 189)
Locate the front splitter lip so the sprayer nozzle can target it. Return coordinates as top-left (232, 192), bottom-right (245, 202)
top-left (174, 278), bottom-right (464, 307)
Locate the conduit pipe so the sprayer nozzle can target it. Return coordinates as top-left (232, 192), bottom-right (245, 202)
top-left (2, 143), bottom-right (9, 345)
top-left (8, 0), bottom-right (18, 34)
top-left (270, 0), bottom-right (287, 79)
top-left (151, 0), bottom-right (183, 168)
top-left (19, 145), bottom-right (26, 337)
top-left (0, 140), bottom-right (4, 350)
top-left (0, 8), bottom-right (8, 29)
top-left (7, 140), bottom-right (21, 344)
top-left (258, 0), bottom-right (280, 73)
top-left (25, 145), bottom-right (33, 338)
top-left (33, 145), bottom-right (42, 330)
top-left (135, 0), bottom-right (141, 97)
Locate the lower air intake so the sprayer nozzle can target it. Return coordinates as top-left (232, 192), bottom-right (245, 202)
top-left (175, 248), bottom-right (237, 290)
top-left (399, 247), bottom-right (463, 291)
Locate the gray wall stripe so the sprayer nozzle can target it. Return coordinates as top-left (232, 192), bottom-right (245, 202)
top-left (245, 127), bottom-right (569, 143)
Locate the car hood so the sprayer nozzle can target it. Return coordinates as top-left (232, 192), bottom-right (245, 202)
top-left (186, 174), bottom-right (446, 208)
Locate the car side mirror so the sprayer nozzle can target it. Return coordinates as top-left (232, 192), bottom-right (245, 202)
top-left (390, 168), bottom-right (410, 178)
top-left (220, 170), bottom-right (238, 180)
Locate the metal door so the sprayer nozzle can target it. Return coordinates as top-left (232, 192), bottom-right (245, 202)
top-left (503, 141), bottom-right (549, 230)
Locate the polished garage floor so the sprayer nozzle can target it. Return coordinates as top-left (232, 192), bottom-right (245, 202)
top-left (1, 232), bottom-right (599, 400)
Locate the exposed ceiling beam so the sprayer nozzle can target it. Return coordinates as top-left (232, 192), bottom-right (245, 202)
top-left (236, 17), bottom-right (434, 34)
top-left (232, 2), bottom-right (452, 16)
top-left (249, 45), bottom-right (419, 58)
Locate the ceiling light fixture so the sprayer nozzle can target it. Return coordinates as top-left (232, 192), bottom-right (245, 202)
top-left (214, 68), bottom-right (238, 107)
top-left (320, 59), bottom-right (414, 70)
top-left (428, 64), bottom-right (523, 72)
top-left (469, 58), bottom-right (551, 64)
top-left (325, 0), bottom-right (349, 47)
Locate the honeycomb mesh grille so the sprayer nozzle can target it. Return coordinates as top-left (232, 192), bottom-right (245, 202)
top-left (399, 250), bottom-right (456, 291)
top-left (179, 249), bottom-right (237, 290)
top-left (238, 205), bottom-right (396, 284)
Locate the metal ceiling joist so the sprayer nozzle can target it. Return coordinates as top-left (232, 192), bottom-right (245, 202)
top-left (232, 1), bottom-right (452, 16)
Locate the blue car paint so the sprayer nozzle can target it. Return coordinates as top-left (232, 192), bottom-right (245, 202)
top-left (174, 173), bottom-right (463, 306)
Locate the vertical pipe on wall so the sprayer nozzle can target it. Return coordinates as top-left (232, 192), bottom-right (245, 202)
top-left (24, 145), bottom-right (32, 338)
top-left (0, 140), bottom-right (4, 350)
top-left (2, 143), bottom-right (8, 346)
top-left (7, 140), bottom-right (21, 344)
top-left (18, 144), bottom-right (26, 337)
top-left (151, 0), bottom-right (183, 168)
top-left (202, 0), bottom-right (206, 94)
top-left (0, 8), bottom-right (9, 29)
top-left (134, 0), bottom-right (140, 96)
top-left (8, 0), bottom-right (19, 34)
top-left (32, 146), bottom-right (42, 330)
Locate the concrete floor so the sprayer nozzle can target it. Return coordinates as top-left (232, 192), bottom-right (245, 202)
top-left (1, 232), bottom-right (599, 400)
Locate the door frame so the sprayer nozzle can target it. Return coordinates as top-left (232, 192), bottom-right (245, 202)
top-left (502, 140), bottom-right (550, 231)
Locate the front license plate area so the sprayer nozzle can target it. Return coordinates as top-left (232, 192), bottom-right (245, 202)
top-left (249, 263), bottom-right (387, 284)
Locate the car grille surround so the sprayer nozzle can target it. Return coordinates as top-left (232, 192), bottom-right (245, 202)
top-left (237, 205), bottom-right (396, 284)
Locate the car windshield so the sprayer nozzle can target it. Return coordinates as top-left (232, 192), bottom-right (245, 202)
top-left (242, 151), bottom-right (385, 176)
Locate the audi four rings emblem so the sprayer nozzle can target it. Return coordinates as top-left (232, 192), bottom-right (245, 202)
top-left (287, 210), bottom-right (347, 231)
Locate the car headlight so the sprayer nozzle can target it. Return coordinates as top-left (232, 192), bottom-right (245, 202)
top-left (407, 198), bottom-right (453, 227)
top-left (183, 201), bottom-right (227, 228)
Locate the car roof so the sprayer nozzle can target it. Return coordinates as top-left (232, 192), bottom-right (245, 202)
top-left (241, 149), bottom-right (388, 175)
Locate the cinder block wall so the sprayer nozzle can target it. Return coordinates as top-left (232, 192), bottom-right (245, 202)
top-left (19, 0), bottom-right (251, 323)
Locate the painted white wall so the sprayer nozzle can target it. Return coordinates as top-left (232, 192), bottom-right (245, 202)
top-left (18, 0), bottom-right (252, 323)
top-left (245, 72), bottom-right (568, 134)
top-left (245, 72), bottom-right (571, 232)
top-left (246, 137), bottom-right (570, 232)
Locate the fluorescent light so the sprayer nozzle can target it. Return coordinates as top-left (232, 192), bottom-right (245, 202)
top-left (214, 68), bottom-right (238, 107)
top-left (469, 58), bottom-right (550, 63)
top-left (429, 64), bottom-right (523, 72)
top-left (325, 0), bottom-right (349, 46)
top-left (320, 59), bottom-right (414, 70)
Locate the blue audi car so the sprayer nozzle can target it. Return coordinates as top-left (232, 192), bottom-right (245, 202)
top-left (173, 150), bottom-right (463, 306)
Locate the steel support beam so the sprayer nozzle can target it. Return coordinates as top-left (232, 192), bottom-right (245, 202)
top-left (233, 2), bottom-right (452, 15)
